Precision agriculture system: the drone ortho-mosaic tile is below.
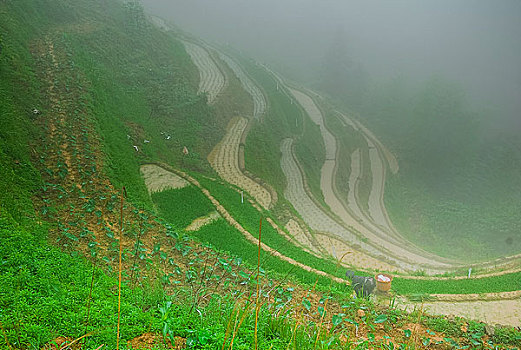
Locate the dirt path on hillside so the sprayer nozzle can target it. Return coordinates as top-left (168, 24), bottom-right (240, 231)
top-left (218, 53), bottom-right (266, 118)
top-left (208, 117), bottom-right (272, 209)
top-left (183, 41), bottom-right (227, 104)
top-left (38, 37), bottom-right (104, 190)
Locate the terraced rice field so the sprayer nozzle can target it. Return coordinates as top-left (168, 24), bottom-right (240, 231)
top-left (367, 141), bottom-right (391, 229)
top-left (288, 88), bottom-right (335, 159)
top-left (337, 111), bottom-right (402, 240)
top-left (352, 117), bottom-right (399, 175)
top-left (149, 15), bottom-right (169, 32)
top-left (183, 41), bottom-right (226, 104)
top-left (346, 149), bottom-right (366, 221)
top-left (208, 117), bottom-right (272, 209)
top-left (281, 87), bottom-right (458, 273)
top-left (281, 137), bottom-right (439, 272)
top-left (219, 54), bottom-right (266, 118)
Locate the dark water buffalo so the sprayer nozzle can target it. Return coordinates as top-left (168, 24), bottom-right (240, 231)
top-left (346, 270), bottom-right (376, 298)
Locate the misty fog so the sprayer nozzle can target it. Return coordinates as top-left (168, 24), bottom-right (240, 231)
top-left (142, 0), bottom-right (521, 132)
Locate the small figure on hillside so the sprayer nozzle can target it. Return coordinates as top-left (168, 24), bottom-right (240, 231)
top-left (32, 108), bottom-right (41, 115)
top-left (133, 145), bottom-right (139, 152)
top-left (346, 270), bottom-right (376, 298)
top-left (144, 139), bottom-right (150, 144)
top-left (182, 146), bottom-right (189, 155)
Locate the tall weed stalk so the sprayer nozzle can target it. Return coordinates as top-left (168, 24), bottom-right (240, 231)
top-left (254, 217), bottom-right (262, 350)
top-left (116, 187), bottom-right (126, 349)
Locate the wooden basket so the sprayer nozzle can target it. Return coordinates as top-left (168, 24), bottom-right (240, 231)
top-left (375, 274), bottom-right (393, 292)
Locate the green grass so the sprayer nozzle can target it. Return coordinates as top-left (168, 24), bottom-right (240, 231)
top-left (192, 219), bottom-right (338, 287)
top-left (0, 216), bottom-right (162, 349)
top-left (385, 175), bottom-right (521, 261)
top-left (152, 186), bottom-right (215, 229)
top-left (393, 272), bottom-right (521, 295)
top-left (159, 291), bottom-right (323, 350)
top-left (0, 1), bottom-right (43, 222)
top-left (148, 176), bottom-right (351, 288)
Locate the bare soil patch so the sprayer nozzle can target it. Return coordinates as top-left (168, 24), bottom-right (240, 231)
top-left (185, 211), bottom-right (221, 232)
top-left (128, 333), bottom-right (186, 349)
top-left (140, 164), bottom-right (189, 193)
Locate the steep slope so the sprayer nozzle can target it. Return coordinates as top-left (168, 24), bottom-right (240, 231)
top-left (1, 1), bottom-right (521, 347)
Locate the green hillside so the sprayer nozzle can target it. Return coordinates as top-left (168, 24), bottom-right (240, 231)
top-left (1, 0), bottom-right (520, 349)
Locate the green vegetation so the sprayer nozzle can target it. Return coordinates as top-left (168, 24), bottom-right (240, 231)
top-left (393, 272), bottom-right (521, 295)
top-left (194, 176), bottom-right (357, 285)
top-left (152, 186), bottom-right (214, 229)
top-left (21, 0), bottom-right (230, 210)
top-left (0, 1), bottom-right (42, 222)
top-left (192, 219), bottom-right (338, 288)
top-left (0, 216), bottom-right (162, 348)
